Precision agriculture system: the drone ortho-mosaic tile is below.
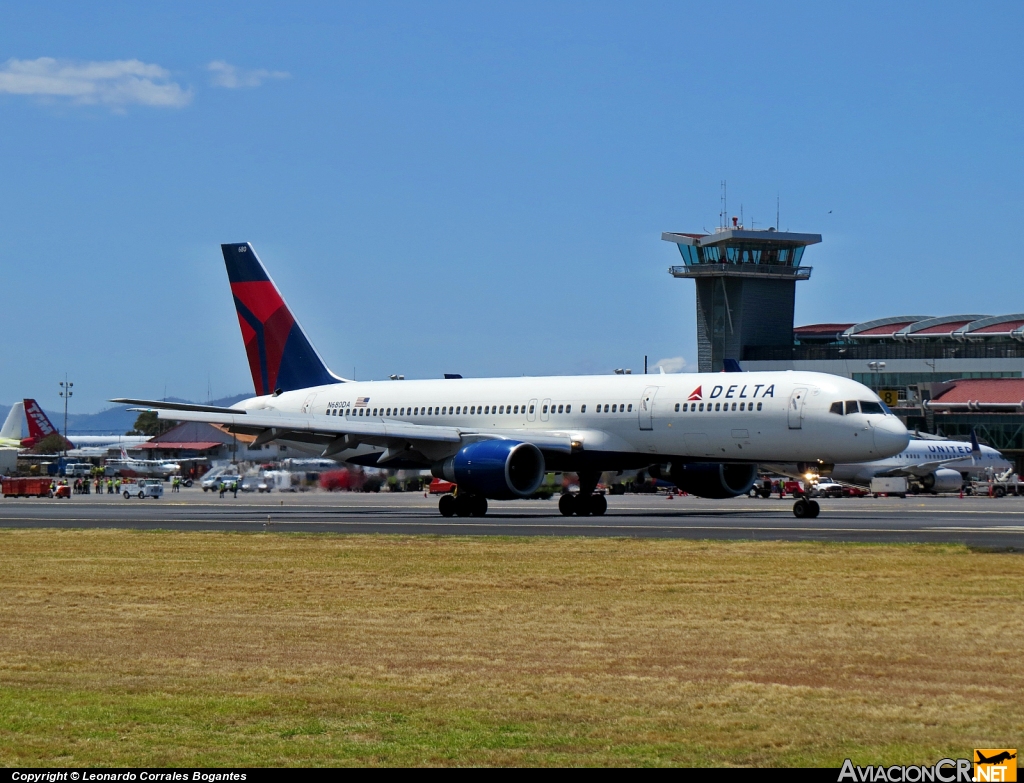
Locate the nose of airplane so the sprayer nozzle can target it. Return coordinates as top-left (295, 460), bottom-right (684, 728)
top-left (872, 417), bottom-right (910, 457)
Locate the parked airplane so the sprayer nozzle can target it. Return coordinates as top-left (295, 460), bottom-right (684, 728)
top-left (22, 398), bottom-right (69, 449)
top-left (16, 398), bottom-right (150, 451)
top-left (769, 427), bottom-right (1011, 493)
top-left (0, 402), bottom-right (25, 448)
top-left (113, 242), bottom-right (910, 519)
top-left (103, 447), bottom-right (181, 479)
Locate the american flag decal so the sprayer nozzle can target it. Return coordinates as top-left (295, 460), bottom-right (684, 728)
top-left (354, 397), bottom-right (370, 407)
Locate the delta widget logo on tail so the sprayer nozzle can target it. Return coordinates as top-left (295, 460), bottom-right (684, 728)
top-left (222, 243), bottom-right (337, 397)
top-left (687, 384), bottom-right (775, 402)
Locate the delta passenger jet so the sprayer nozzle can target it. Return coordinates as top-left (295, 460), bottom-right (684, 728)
top-left (114, 243), bottom-right (910, 519)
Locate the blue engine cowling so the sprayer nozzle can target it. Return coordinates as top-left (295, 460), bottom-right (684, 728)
top-left (432, 440), bottom-right (545, 500)
top-left (670, 462), bottom-right (758, 499)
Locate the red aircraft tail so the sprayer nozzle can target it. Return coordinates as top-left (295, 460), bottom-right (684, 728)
top-left (22, 398), bottom-right (71, 448)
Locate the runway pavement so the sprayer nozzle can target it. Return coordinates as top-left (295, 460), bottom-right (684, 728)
top-left (1, 487), bottom-right (1023, 547)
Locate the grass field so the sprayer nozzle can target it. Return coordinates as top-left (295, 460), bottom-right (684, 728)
top-left (0, 530), bottom-right (1021, 767)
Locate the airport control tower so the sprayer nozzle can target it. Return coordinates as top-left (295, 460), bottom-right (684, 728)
top-left (662, 223), bottom-right (821, 372)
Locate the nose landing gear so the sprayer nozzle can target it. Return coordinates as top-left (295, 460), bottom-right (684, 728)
top-left (792, 498), bottom-right (820, 518)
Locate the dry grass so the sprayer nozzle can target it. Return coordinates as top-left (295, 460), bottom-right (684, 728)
top-left (0, 530), bottom-right (1021, 766)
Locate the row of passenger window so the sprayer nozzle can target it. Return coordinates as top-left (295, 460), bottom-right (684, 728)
top-left (330, 403), bottom-right (536, 417)
top-left (328, 402), bottom-right (637, 418)
top-left (330, 401), bottom-right (762, 417)
top-left (673, 401), bottom-right (763, 412)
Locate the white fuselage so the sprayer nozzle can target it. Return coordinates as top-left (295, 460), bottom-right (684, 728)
top-left (829, 439), bottom-right (1012, 485)
top-left (70, 435), bottom-right (151, 447)
top-left (105, 458), bottom-right (180, 478)
top-left (231, 371), bottom-right (909, 467)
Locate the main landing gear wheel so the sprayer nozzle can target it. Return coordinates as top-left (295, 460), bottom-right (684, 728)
top-left (792, 498), bottom-right (820, 518)
top-left (438, 494), bottom-right (456, 517)
top-left (453, 494), bottom-right (487, 517)
top-left (558, 493), bottom-right (576, 516)
top-left (559, 493), bottom-right (607, 516)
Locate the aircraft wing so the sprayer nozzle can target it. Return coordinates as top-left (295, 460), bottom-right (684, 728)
top-left (110, 398), bottom-right (574, 461)
top-left (875, 458), bottom-right (964, 478)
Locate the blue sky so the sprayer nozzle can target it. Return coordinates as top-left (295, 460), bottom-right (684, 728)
top-left (1, 1), bottom-right (1022, 411)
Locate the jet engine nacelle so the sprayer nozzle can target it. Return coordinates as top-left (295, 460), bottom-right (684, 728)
top-left (920, 467), bottom-right (964, 493)
top-left (433, 440), bottom-right (545, 499)
top-left (669, 462), bottom-right (758, 499)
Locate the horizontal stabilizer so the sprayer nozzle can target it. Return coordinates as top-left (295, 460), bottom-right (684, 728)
top-left (109, 398), bottom-right (247, 415)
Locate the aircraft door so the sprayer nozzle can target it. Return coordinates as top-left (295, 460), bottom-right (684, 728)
top-left (639, 386), bottom-right (659, 430)
top-left (540, 398), bottom-right (551, 422)
top-left (301, 392), bottom-right (318, 414)
top-left (788, 388), bottom-right (807, 429)
top-left (527, 398), bottom-right (538, 422)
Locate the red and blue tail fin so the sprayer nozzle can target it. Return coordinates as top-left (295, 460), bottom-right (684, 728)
top-left (221, 243), bottom-right (343, 396)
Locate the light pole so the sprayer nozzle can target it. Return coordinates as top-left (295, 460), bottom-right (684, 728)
top-left (59, 376), bottom-right (73, 457)
top-left (867, 361), bottom-right (886, 391)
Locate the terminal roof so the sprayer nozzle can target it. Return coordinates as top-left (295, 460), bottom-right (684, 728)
top-left (796, 314), bottom-right (1024, 343)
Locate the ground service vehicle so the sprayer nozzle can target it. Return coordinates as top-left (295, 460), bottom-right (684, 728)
top-left (262, 470), bottom-right (297, 492)
top-left (811, 479), bottom-right (844, 498)
top-left (968, 474), bottom-right (1021, 497)
top-left (429, 478), bottom-right (456, 494)
top-left (122, 479), bottom-right (164, 499)
top-left (202, 471), bottom-right (241, 491)
top-left (2, 478), bottom-right (53, 498)
top-left (113, 242), bottom-right (910, 520)
top-left (870, 477), bottom-right (907, 498)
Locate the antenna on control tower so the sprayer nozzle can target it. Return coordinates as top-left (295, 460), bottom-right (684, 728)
top-left (719, 181), bottom-right (727, 231)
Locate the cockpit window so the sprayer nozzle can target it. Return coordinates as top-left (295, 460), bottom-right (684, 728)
top-left (829, 402), bottom-right (843, 415)
top-left (878, 400), bottom-right (893, 415)
top-left (860, 401), bottom-right (885, 415)
top-left (844, 400), bottom-right (860, 415)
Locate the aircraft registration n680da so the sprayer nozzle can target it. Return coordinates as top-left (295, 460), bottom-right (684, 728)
top-left (114, 243), bottom-right (909, 519)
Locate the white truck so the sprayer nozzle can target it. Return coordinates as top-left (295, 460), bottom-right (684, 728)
top-left (870, 477), bottom-right (907, 498)
top-left (121, 479), bottom-right (164, 499)
top-left (261, 470), bottom-right (297, 492)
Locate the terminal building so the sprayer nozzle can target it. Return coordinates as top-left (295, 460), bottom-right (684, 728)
top-left (663, 226), bottom-right (1024, 470)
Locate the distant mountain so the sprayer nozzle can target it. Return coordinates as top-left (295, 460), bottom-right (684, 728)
top-left (0, 394), bottom-right (250, 437)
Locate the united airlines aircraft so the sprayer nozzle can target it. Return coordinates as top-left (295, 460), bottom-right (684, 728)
top-left (769, 428), bottom-right (1011, 493)
top-left (114, 243), bottom-right (910, 519)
